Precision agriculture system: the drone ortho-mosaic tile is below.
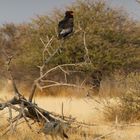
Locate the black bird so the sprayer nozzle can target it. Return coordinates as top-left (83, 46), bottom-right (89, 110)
top-left (58, 11), bottom-right (74, 39)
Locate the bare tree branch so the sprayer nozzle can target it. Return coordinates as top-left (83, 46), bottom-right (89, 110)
top-left (83, 31), bottom-right (91, 63)
top-left (0, 32), bottom-right (91, 138)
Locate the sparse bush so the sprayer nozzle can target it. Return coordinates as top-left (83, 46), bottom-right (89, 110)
top-left (104, 73), bottom-right (140, 122)
top-left (104, 92), bottom-right (140, 122)
top-left (120, 91), bottom-right (140, 121)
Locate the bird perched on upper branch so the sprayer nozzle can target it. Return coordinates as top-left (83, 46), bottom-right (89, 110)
top-left (58, 11), bottom-right (74, 39)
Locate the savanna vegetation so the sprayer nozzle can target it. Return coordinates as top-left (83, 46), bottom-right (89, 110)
top-left (0, 1), bottom-right (140, 140)
top-left (0, 0), bottom-right (139, 91)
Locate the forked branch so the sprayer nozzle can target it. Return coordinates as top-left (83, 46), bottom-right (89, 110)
top-left (0, 32), bottom-right (92, 137)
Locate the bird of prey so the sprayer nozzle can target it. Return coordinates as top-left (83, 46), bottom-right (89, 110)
top-left (58, 11), bottom-right (74, 39)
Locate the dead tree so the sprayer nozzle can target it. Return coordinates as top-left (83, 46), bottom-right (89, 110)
top-left (0, 32), bottom-right (92, 137)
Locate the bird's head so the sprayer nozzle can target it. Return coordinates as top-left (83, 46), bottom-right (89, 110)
top-left (65, 11), bottom-right (74, 18)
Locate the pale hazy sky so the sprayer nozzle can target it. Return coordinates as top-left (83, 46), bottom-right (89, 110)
top-left (107, 0), bottom-right (140, 20)
top-left (0, 0), bottom-right (140, 24)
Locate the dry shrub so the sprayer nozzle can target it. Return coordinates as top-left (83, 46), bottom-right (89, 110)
top-left (120, 91), bottom-right (140, 122)
top-left (104, 72), bottom-right (140, 122)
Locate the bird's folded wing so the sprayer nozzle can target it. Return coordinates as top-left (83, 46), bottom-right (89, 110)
top-left (59, 28), bottom-right (72, 35)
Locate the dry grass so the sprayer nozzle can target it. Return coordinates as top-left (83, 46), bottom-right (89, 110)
top-left (0, 123), bottom-right (140, 140)
top-left (0, 93), bottom-right (140, 140)
top-left (0, 73), bottom-right (140, 140)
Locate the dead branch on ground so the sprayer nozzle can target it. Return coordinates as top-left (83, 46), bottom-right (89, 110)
top-left (0, 34), bottom-right (92, 137)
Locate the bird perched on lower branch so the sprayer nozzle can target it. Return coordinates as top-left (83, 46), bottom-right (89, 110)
top-left (58, 11), bottom-right (74, 39)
